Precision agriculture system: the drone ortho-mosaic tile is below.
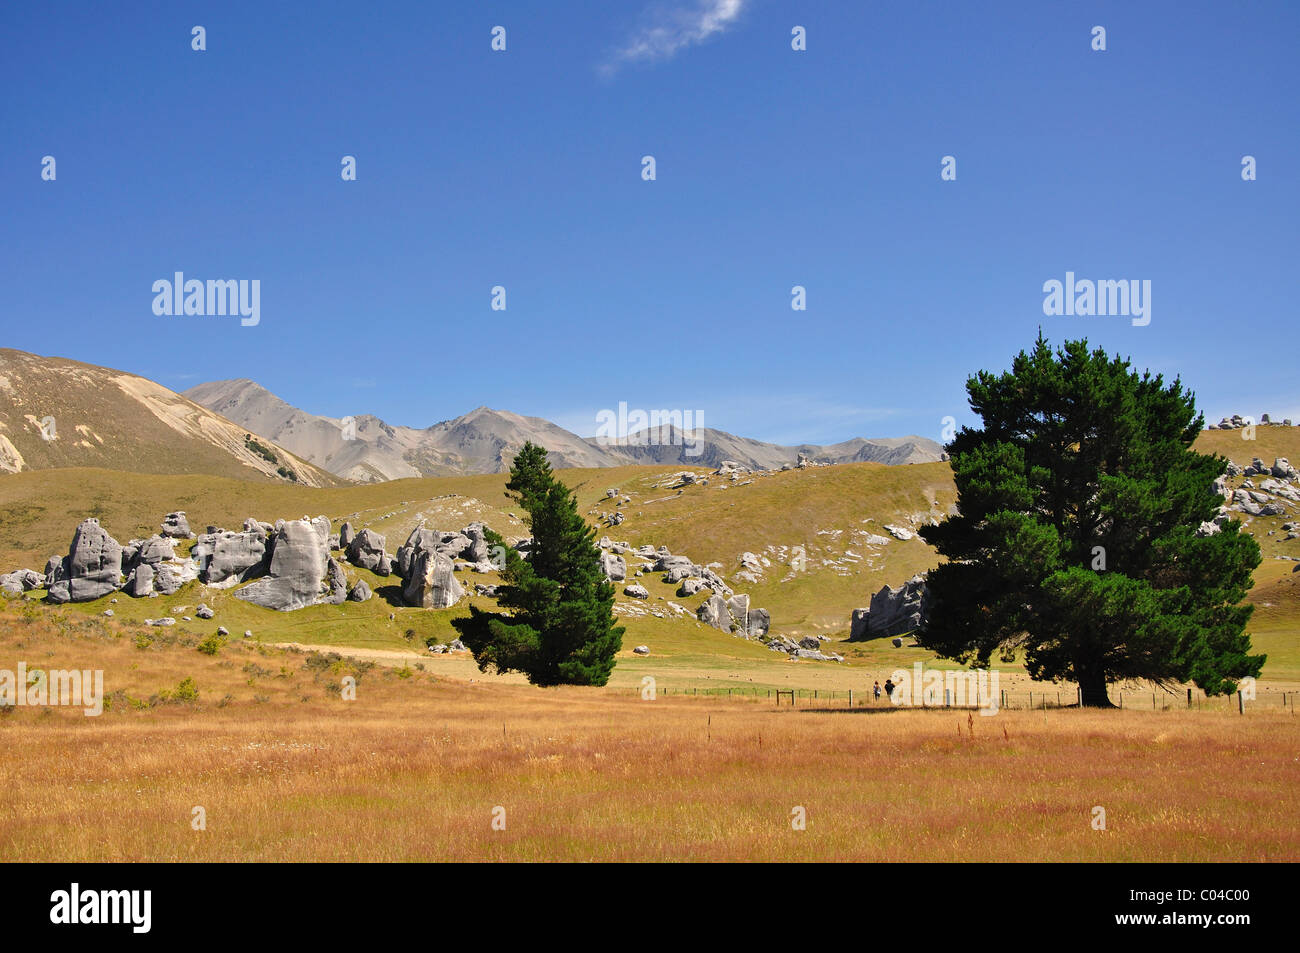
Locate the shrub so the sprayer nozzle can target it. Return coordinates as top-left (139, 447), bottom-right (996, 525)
top-left (158, 676), bottom-right (198, 704)
top-left (197, 634), bottom-right (225, 656)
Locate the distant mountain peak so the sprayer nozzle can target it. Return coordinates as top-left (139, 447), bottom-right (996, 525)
top-left (183, 378), bottom-right (945, 482)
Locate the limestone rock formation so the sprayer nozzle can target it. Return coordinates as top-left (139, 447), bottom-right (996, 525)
top-left (600, 552), bottom-right (627, 582)
top-left (346, 528), bottom-right (390, 574)
top-left (848, 573), bottom-right (929, 640)
top-left (160, 511), bottom-right (195, 539)
top-left (235, 518), bottom-right (331, 611)
top-left (0, 569), bottom-right (42, 594)
top-left (403, 549), bottom-right (464, 609)
top-left (194, 530), bottom-right (269, 588)
top-left (46, 518), bottom-right (123, 603)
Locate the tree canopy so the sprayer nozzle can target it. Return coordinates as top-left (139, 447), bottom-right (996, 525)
top-left (918, 336), bottom-right (1263, 706)
top-left (452, 441), bottom-right (624, 687)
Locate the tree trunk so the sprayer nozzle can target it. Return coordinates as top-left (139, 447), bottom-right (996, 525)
top-left (1077, 667), bottom-right (1114, 708)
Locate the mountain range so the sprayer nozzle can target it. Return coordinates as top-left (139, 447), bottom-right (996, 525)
top-left (0, 349), bottom-right (944, 484)
top-left (182, 379), bottom-right (945, 481)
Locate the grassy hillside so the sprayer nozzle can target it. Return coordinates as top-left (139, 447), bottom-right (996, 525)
top-left (1, 428), bottom-right (1296, 689)
top-left (0, 349), bottom-right (339, 486)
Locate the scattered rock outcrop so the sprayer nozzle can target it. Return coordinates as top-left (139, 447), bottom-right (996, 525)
top-left (849, 573), bottom-right (929, 640)
top-left (1212, 414), bottom-right (1294, 430)
top-left (694, 591), bottom-right (769, 636)
top-left (393, 525), bottom-right (470, 608)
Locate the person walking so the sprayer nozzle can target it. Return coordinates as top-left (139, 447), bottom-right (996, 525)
top-left (873, 680), bottom-right (881, 702)
top-left (883, 678), bottom-right (895, 702)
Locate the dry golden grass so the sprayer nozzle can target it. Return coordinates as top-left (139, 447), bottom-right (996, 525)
top-left (2, 600), bottom-right (1296, 862)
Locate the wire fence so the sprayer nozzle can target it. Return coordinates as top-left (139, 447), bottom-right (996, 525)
top-left (628, 684), bottom-right (1300, 713)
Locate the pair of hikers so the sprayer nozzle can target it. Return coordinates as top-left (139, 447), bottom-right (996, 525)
top-left (875, 679), bottom-right (894, 702)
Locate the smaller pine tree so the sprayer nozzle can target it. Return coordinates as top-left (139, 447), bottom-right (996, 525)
top-left (453, 442), bottom-right (624, 686)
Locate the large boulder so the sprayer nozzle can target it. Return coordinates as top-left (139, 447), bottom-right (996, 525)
top-left (235, 518), bottom-right (331, 611)
top-left (131, 535), bottom-right (178, 567)
top-left (600, 552), bottom-right (627, 582)
top-left (194, 530), bottom-right (269, 588)
top-left (717, 593), bottom-right (767, 637)
top-left (160, 512), bottom-right (194, 539)
top-left (696, 594), bottom-right (731, 631)
top-left (154, 560), bottom-right (197, 596)
top-left (346, 528), bottom-right (390, 575)
top-left (662, 564), bottom-right (697, 584)
top-left (124, 562), bottom-right (155, 597)
top-left (324, 557), bottom-right (348, 605)
top-left (849, 573), bottom-right (929, 640)
top-left (464, 523), bottom-right (491, 562)
top-left (677, 578), bottom-right (705, 597)
top-left (395, 528), bottom-right (439, 579)
top-left (43, 555), bottom-right (64, 588)
top-left (403, 549), bottom-right (464, 609)
top-left (699, 567), bottom-right (733, 597)
top-left (347, 580), bottom-right (373, 602)
top-left (849, 607), bottom-right (871, 640)
top-left (338, 522), bottom-right (356, 549)
top-left (46, 518), bottom-right (123, 603)
top-left (654, 554), bottom-right (695, 574)
top-left (0, 569), bottom-right (43, 594)
top-left (436, 532), bottom-right (472, 559)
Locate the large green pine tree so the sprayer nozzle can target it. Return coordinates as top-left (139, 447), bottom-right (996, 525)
top-left (919, 336), bottom-right (1263, 706)
top-left (453, 441), bottom-right (624, 687)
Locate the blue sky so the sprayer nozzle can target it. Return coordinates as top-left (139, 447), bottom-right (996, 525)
top-left (2, 0), bottom-right (1297, 445)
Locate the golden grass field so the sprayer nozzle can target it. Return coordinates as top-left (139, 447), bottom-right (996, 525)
top-left (0, 602), bottom-right (1295, 862)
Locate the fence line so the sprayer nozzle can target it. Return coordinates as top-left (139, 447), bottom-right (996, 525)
top-left (627, 683), bottom-right (1298, 713)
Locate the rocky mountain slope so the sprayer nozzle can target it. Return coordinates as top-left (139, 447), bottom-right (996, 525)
top-left (0, 350), bottom-right (338, 486)
top-left (184, 378), bottom-right (945, 481)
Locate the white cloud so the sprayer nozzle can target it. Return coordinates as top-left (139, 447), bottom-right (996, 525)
top-left (605, 0), bottom-right (747, 72)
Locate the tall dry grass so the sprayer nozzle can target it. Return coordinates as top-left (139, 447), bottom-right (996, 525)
top-left (0, 602), bottom-right (1295, 862)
